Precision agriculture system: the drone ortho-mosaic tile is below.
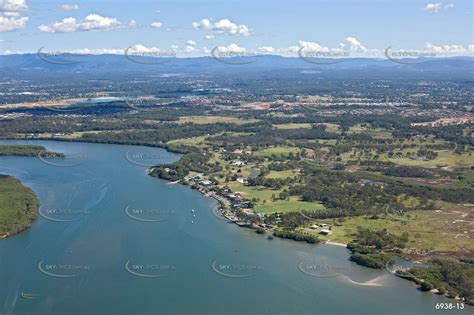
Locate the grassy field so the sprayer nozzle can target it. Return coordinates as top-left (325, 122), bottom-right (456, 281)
top-left (348, 124), bottom-right (392, 139)
top-left (317, 123), bottom-right (340, 133)
top-left (255, 146), bottom-right (300, 158)
top-left (385, 150), bottom-right (474, 168)
top-left (226, 180), bottom-right (325, 214)
top-left (272, 123), bottom-right (312, 129)
top-left (0, 175), bottom-right (38, 237)
top-left (227, 181), bottom-right (282, 202)
top-left (315, 139), bottom-right (337, 146)
top-left (18, 130), bottom-right (126, 140)
top-left (255, 196), bottom-right (325, 213)
top-left (302, 202), bottom-right (473, 254)
top-left (266, 169), bottom-right (299, 179)
top-left (167, 135), bottom-right (211, 148)
top-left (177, 116), bottom-right (258, 125)
top-left (448, 171), bottom-right (474, 189)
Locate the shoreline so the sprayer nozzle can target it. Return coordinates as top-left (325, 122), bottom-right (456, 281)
top-left (324, 241), bottom-right (347, 247)
top-left (2, 139), bottom-right (472, 306)
top-left (0, 174), bottom-right (39, 240)
top-left (146, 166), bottom-right (474, 305)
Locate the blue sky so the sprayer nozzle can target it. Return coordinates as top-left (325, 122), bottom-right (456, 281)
top-left (1, 0), bottom-right (473, 56)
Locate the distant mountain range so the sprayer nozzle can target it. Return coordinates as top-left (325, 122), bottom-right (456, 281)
top-left (1, 54), bottom-right (473, 79)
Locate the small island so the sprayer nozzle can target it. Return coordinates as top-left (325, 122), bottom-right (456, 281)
top-left (0, 144), bottom-right (63, 158)
top-left (0, 175), bottom-right (38, 238)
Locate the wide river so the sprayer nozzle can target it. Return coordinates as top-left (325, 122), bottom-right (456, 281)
top-left (0, 140), bottom-right (471, 315)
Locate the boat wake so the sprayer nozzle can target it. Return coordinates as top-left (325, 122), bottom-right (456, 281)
top-left (339, 274), bottom-right (387, 286)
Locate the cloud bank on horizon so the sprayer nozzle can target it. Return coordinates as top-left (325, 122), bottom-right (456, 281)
top-left (0, 0), bottom-right (472, 58)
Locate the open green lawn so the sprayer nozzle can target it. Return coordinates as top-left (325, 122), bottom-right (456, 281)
top-left (266, 169), bottom-right (299, 179)
top-left (385, 150), bottom-right (474, 169)
top-left (227, 181), bottom-right (281, 202)
top-left (255, 146), bottom-right (300, 157)
top-left (226, 180), bottom-right (324, 214)
top-left (255, 196), bottom-right (325, 213)
top-left (348, 124), bottom-right (392, 139)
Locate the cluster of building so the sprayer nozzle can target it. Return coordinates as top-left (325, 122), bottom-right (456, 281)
top-left (183, 174), bottom-right (264, 227)
top-left (411, 115), bottom-right (474, 127)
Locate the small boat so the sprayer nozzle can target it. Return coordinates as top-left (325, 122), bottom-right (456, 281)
top-left (193, 214), bottom-right (196, 218)
top-left (191, 209), bottom-right (195, 213)
top-left (191, 220), bottom-right (194, 224)
top-left (21, 292), bottom-right (40, 299)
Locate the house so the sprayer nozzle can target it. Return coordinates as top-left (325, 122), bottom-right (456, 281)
top-left (240, 208), bottom-right (255, 215)
top-left (231, 160), bottom-right (246, 166)
top-left (236, 177), bottom-right (248, 184)
top-left (319, 229), bottom-right (332, 235)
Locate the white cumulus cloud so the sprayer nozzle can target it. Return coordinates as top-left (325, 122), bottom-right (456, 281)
top-left (0, 15), bottom-right (27, 31)
top-left (38, 14), bottom-right (135, 33)
top-left (61, 3), bottom-right (79, 11)
top-left (0, 0), bottom-right (28, 31)
top-left (151, 21), bottom-right (162, 28)
top-left (0, 0), bottom-right (28, 12)
top-left (68, 45), bottom-right (178, 56)
top-left (3, 11), bottom-right (19, 16)
top-left (424, 42), bottom-right (472, 54)
top-left (214, 43), bottom-right (247, 53)
top-left (192, 18), bottom-right (250, 36)
top-left (340, 37), bottom-right (367, 52)
top-left (298, 40), bottom-right (330, 52)
top-left (423, 3), bottom-right (454, 13)
top-left (257, 46), bottom-right (275, 53)
top-left (70, 48), bottom-right (123, 55)
top-left (282, 38), bottom-right (376, 56)
top-left (185, 45), bottom-right (197, 53)
top-left (127, 44), bottom-right (161, 54)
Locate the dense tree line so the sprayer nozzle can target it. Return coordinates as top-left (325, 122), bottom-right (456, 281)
top-left (347, 228), bottom-right (407, 269)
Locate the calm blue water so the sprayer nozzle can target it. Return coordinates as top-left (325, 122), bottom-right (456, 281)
top-left (0, 140), bottom-right (470, 315)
